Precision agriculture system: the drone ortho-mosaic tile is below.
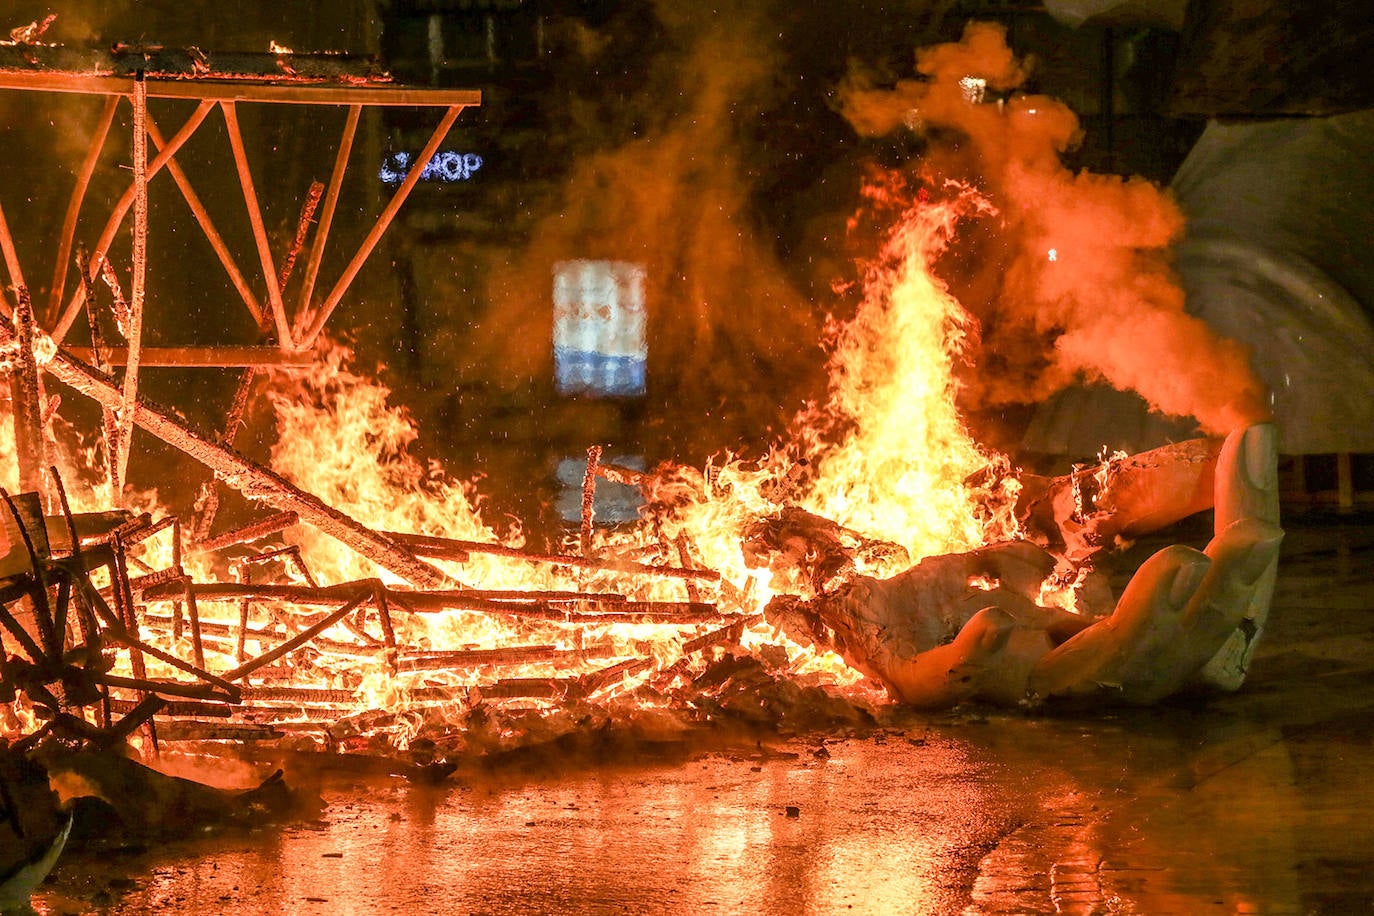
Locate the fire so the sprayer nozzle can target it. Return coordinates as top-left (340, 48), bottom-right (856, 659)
top-left (2, 22), bottom-right (1259, 754)
top-left (838, 21), bottom-right (1270, 435)
top-left (1, 155), bottom-right (1030, 747)
top-left (150, 162), bottom-right (1023, 731)
top-left (266, 345), bottom-right (511, 586)
top-left (796, 177), bottom-right (1020, 568)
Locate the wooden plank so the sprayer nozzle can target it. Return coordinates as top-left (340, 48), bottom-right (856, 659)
top-left (0, 70), bottom-right (481, 107)
top-left (296, 104), bottom-right (464, 346)
top-left (146, 111), bottom-right (267, 330)
top-left (47, 95), bottom-right (119, 321)
top-left (62, 346), bottom-right (316, 367)
top-left (295, 105), bottom-right (359, 323)
top-left (113, 73), bottom-right (150, 499)
top-left (221, 100), bottom-right (292, 347)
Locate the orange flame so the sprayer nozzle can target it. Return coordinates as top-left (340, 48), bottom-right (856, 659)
top-left (796, 178), bottom-right (1021, 568)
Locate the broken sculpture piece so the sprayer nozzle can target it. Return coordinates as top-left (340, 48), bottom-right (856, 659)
top-left (764, 423), bottom-right (1282, 707)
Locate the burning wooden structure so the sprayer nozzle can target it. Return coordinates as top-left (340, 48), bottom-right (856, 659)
top-left (0, 419), bottom-right (1280, 764)
top-left (0, 462), bottom-right (761, 759)
top-left (0, 33), bottom-right (782, 761)
top-left (0, 22), bottom-right (1282, 778)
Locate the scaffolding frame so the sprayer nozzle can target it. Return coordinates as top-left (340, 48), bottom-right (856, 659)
top-left (0, 49), bottom-right (479, 514)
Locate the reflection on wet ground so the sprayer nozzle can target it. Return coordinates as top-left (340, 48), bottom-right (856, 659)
top-left (28, 517), bottom-right (1374, 915)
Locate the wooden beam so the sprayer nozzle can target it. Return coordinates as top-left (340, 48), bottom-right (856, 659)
top-left (142, 580), bottom-right (727, 624)
top-left (295, 104), bottom-right (360, 325)
top-left (113, 73), bottom-right (150, 500)
top-left (7, 290), bottom-right (48, 496)
top-left (296, 104), bottom-right (464, 347)
top-left (0, 71), bottom-right (481, 107)
top-left (50, 101), bottom-right (216, 345)
top-left (0, 187), bottom-right (26, 319)
top-left (47, 95), bottom-right (120, 322)
top-left (146, 112), bottom-right (267, 331)
top-left (220, 101), bottom-right (292, 347)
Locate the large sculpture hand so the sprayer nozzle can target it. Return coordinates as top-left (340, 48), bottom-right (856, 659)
top-left (1029, 423), bottom-right (1282, 702)
top-left (763, 424), bottom-right (1282, 707)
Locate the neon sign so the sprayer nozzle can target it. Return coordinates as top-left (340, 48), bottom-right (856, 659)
top-left (379, 150), bottom-right (484, 186)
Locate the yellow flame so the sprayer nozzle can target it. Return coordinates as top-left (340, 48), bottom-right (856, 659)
top-left (0, 169), bottom-right (1039, 745)
top-left (799, 180), bottom-right (1019, 569)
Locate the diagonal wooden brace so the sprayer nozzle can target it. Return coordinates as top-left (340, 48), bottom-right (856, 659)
top-left (41, 349), bottom-right (450, 588)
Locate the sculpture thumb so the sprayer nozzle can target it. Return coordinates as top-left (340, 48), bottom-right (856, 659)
top-left (886, 606), bottom-right (1016, 707)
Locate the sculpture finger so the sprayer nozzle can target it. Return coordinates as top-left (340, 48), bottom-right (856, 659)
top-left (1197, 423), bottom-right (1281, 690)
top-left (1214, 423), bottom-right (1280, 530)
top-left (1027, 545), bottom-right (1208, 702)
top-left (884, 606), bottom-right (1018, 707)
top-left (1048, 516), bottom-right (1282, 705)
top-left (1180, 516), bottom-right (1284, 676)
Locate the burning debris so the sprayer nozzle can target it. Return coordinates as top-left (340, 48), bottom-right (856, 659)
top-left (0, 19), bottom-right (1284, 881)
top-left (0, 410), bottom-right (1279, 773)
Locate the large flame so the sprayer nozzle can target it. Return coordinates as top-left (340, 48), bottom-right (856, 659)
top-left (266, 345), bottom-right (513, 586)
top-left (649, 177), bottom-right (1021, 598)
top-left (796, 177), bottom-right (1020, 566)
top-left (1, 163), bottom-right (1025, 744)
top-left (8, 22), bottom-right (1247, 749)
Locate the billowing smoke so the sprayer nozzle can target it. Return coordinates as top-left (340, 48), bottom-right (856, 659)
top-left (463, 1), bottom-right (826, 457)
top-left (838, 22), bottom-right (1270, 435)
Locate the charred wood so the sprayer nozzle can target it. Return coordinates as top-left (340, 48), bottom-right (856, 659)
top-left (384, 531), bottom-right (720, 583)
top-left (5, 288), bottom-right (49, 498)
top-left (468, 678), bottom-right (573, 701)
top-left (109, 697), bottom-right (233, 718)
top-left (222, 591), bottom-right (371, 681)
top-left (94, 672), bottom-right (237, 704)
top-left (581, 444), bottom-right (601, 557)
top-left (278, 180), bottom-right (325, 291)
top-left (194, 511), bottom-right (300, 555)
top-left (239, 686), bottom-right (355, 705)
top-left (151, 721), bottom-right (284, 742)
top-left (396, 644), bottom-right (598, 672)
top-left (141, 580), bottom-right (723, 623)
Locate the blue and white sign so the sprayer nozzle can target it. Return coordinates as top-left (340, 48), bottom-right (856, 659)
top-left (553, 260), bottom-right (647, 398)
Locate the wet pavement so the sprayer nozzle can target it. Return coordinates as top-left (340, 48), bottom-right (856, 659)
top-left (27, 515), bottom-right (1374, 915)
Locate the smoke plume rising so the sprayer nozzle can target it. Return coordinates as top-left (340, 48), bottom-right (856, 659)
top-left (838, 22), bottom-right (1270, 436)
top-left (462, 1), bottom-right (826, 457)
